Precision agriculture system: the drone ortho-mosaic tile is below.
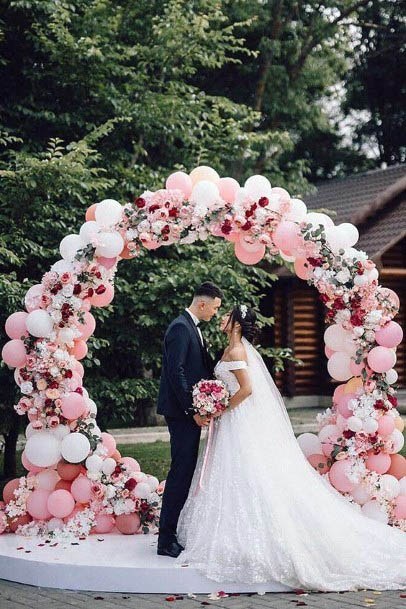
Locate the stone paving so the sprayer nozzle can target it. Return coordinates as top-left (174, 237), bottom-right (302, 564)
top-left (0, 579), bottom-right (406, 609)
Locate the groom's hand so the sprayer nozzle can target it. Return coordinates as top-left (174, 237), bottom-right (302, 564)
top-left (193, 413), bottom-right (210, 427)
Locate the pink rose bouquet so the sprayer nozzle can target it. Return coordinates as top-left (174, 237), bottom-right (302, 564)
top-left (192, 379), bottom-right (229, 417)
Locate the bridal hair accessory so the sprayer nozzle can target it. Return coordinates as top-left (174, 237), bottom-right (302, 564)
top-left (239, 304), bottom-right (248, 319)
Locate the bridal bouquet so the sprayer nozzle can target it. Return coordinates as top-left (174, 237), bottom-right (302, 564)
top-left (192, 379), bottom-right (229, 417)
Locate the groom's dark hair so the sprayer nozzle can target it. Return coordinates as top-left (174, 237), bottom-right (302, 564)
top-left (194, 281), bottom-right (223, 300)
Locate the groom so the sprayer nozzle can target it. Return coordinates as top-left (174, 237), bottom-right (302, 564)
top-left (156, 281), bottom-right (223, 558)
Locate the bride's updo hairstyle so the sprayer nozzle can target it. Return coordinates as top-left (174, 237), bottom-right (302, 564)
top-left (228, 304), bottom-right (258, 343)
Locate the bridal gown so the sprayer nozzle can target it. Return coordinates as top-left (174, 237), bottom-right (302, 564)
top-left (175, 337), bottom-right (406, 592)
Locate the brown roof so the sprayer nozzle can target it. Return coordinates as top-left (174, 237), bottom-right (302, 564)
top-left (303, 164), bottom-right (406, 260)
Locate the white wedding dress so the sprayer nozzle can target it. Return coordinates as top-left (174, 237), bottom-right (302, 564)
top-left (175, 337), bottom-right (406, 591)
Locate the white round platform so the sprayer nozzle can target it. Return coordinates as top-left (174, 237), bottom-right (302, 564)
top-left (0, 532), bottom-right (292, 593)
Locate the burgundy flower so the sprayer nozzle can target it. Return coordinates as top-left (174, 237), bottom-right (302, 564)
top-left (149, 204), bottom-right (160, 213)
top-left (161, 225), bottom-right (170, 235)
top-left (258, 197), bottom-right (269, 207)
top-left (135, 197), bottom-right (146, 209)
top-left (95, 285), bottom-right (106, 295)
top-left (221, 221), bottom-right (232, 235)
top-left (350, 311), bottom-right (364, 327)
top-left (168, 208), bottom-right (178, 218)
top-left (333, 297), bottom-right (346, 310)
top-left (241, 221), bottom-right (252, 231)
top-left (124, 478), bottom-right (137, 491)
top-left (307, 256), bottom-right (323, 267)
top-left (64, 370), bottom-right (73, 379)
top-left (319, 293), bottom-right (330, 304)
top-left (343, 429), bottom-right (356, 439)
top-left (387, 395), bottom-right (398, 407)
top-left (73, 284), bottom-right (82, 295)
top-left (87, 288), bottom-right (94, 297)
top-left (245, 209), bottom-right (254, 218)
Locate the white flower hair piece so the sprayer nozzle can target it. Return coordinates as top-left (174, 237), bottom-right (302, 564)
top-left (239, 304), bottom-right (248, 319)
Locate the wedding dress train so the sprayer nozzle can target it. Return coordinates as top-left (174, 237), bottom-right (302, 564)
top-left (175, 337), bottom-right (406, 591)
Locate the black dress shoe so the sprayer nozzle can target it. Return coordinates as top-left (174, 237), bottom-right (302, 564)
top-left (157, 541), bottom-right (184, 558)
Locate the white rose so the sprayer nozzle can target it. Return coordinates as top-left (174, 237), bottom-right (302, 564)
top-left (335, 268), bottom-right (351, 284)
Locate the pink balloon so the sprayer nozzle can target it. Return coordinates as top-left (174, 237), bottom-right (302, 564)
top-left (307, 454), bottom-right (331, 474)
top-left (77, 312), bottom-right (96, 340)
top-left (2, 478), bottom-right (20, 503)
top-left (272, 221), bottom-right (300, 251)
top-left (329, 460), bottom-right (356, 493)
top-left (89, 284), bottom-right (114, 307)
top-left (96, 256), bottom-right (117, 270)
top-left (380, 287), bottom-right (400, 310)
top-left (120, 456), bottom-right (141, 472)
top-left (337, 393), bottom-right (356, 419)
top-left (218, 177), bottom-right (239, 204)
top-left (24, 284), bottom-right (44, 312)
top-left (2, 339), bottom-right (27, 368)
top-left (377, 415), bottom-right (395, 437)
top-left (70, 339), bottom-right (88, 360)
top-left (294, 258), bottom-right (312, 280)
top-left (26, 489), bottom-right (52, 520)
top-left (101, 432), bottom-right (116, 457)
top-left (92, 513), bottom-right (116, 534)
top-left (115, 512), bottom-right (141, 535)
top-left (165, 171), bottom-right (193, 198)
top-left (333, 384), bottom-right (346, 402)
top-left (375, 321), bottom-right (403, 348)
top-left (142, 240), bottom-right (161, 251)
top-left (350, 359), bottom-right (364, 376)
top-left (21, 451), bottom-right (44, 474)
top-left (55, 479), bottom-right (72, 491)
top-left (365, 452), bottom-right (391, 474)
top-left (63, 504), bottom-right (85, 523)
top-left (72, 360), bottom-right (85, 378)
top-left (393, 496), bottom-right (406, 520)
top-left (321, 433), bottom-right (340, 457)
top-left (5, 312), bottom-right (29, 340)
top-left (9, 513), bottom-right (32, 532)
top-left (47, 489), bottom-right (75, 518)
top-left (367, 346), bottom-right (396, 373)
top-left (71, 475), bottom-right (92, 503)
top-left (234, 240), bottom-right (265, 265)
top-left (325, 346), bottom-right (334, 358)
top-left (36, 469), bottom-right (60, 491)
top-left (57, 460), bottom-right (82, 481)
top-left (60, 392), bottom-right (86, 420)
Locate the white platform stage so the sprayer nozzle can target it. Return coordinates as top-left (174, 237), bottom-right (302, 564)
top-left (0, 532), bottom-right (292, 593)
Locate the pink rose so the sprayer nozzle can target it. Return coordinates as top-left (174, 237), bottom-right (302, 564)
top-left (61, 272), bottom-right (72, 284)
top-left (32, 420), bottom-right (43, 430)
top-left (48, 416), bottom-right (60, 428)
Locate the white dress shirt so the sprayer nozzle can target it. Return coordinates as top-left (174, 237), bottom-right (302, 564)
top-left (185, 308), bottom-right (204, 345)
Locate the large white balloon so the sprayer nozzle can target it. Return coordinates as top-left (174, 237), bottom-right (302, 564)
top-left (361, 499), bottom-right (388, 524)
top-left (285, 198), bottom-right (307, 222)
top-left (85, 454), bottom-right (103, 473)
top-left (324, 324), bottom-right (347, 351)
top-left (385, 368), bottom-right (398, 384)
top-left (244, 175), bottom-right (272, 200)
top-left (61, 432), bottom-right (90, 463)
top-left (51, 424), bottom-right (71, 441)
top-left (59, 234), bottom-right (83, 261)
top-left (337, 223), bottom-right (359, 247)
top-left (101, 457), bottom-right (117, 476)
top-left (388, 429), bottom-right (405, 454)
top-left (79, 221), bottom-right (99, 245)
top-left (305, 212), bottom-right (334, 229)
top-left (327, 352), bottom-right (352, 381)
top-left (297, 433), bottom-right (323, 457)
top-left (26, 310), bottom-right (54, 338)
top-left (25, 432), bottom-right (61, 467)
top-left (95, 199), bottom-right (123, 227)
top-left (380, 474), bottom-right (400, 500)
top-left (133, 482), bottom-right (151, 499)
top-left (399, 476), bottom-right (406, 495)
top-left (95, 231), bottom-right (124, 257)
top-left (190, 180), bottom-right (219, 207)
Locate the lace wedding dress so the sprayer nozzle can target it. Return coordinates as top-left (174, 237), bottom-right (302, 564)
top-left (175, 337), bottom-right (406, 591)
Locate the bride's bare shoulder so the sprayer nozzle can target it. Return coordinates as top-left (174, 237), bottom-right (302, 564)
top-left (228, 344), bottom-right (248, 363)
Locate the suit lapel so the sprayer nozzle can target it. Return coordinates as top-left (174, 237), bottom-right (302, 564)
top-left (181, 311), bottom-right (208, 363)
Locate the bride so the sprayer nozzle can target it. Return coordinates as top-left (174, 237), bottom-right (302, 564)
top-left (175, 304), bottom-right (406, 592)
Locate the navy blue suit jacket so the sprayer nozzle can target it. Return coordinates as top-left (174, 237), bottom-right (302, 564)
top-left (157, 311), bottom-right (213, 419)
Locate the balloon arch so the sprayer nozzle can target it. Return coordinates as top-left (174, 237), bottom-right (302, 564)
top-left (1, 165), bottom-right (405, 540)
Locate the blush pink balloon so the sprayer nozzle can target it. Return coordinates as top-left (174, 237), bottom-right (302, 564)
top-left (27, 489), bottom-right (52, 520)
top-left (70, 339), bottom-right (88, 360)
top-left (366, 452), bottom-right (391, 474)
top-left (24, 284), bottom-right (44, 312)
top-left (5, 312), bottom-right (29, 340)
top-left (329, 460), bottom-right (356, 492)
top-left (337, 393), bottom-right (356, 418)
top-left (89, 284), bottom-right (114, 307)
top-left (367, 346), bottom-right (396, 373)
top-left (101, 432), bottom-right (116, 457)
top-left (77, 312), bottom-right (96, 340)
top-left (377, 415), bottom-right (395, 437)
top-left (350, 359), bottom-right (364, 376)
top-left (272, 221), bottom-right (300, 251)
top-left (325, 346), bottom-right (334, 358)
top-left (47, 489), bottom-right (75, 518)
top-left (218, 177), bottom-right (239, 203)
top-left (380, 287), bottom-right (400, 310)
top-left (120, 456), bottom-right (141, 472)
top-left (92, 513), bottom-right (116, 534)
top-left (224, 230), bottom-right (239, 243)
top-left (333, 384), bottom-right (346, 403)
top-left (36, 469), bottom-right (60, 491)
top-left (294, 258), bottom-right (312, 280)
top-left (72, 361), bottom-right (85, 378)
top-left (2, 478), bottom-right (20, 503)
top-left (60, 392), bottom-right (86, 420)
top-left (57, 460), bottom-right (82, 481)
top-left (321, 433), bottom-right (340, 457)
top-left (96, 256), bottom-right (117, 270)
top-left (71, 475), bottom-right (92, 503)
top-left (115, 512), bottom-right (141, 535)
top-left (2, 339), bottom-right (27, 368)
top-left (234, 240), bottom-right (265, 265)
top-left (21, 451), bottom-right (43, 474)
top-left (165, 171), bottom-right (193, 198)
top-left (142, 240), bottom-right (161, 251)
top-left (375, 321), bottom-right (403, 348)
top-left (307, 453), bottom-right (331, 474)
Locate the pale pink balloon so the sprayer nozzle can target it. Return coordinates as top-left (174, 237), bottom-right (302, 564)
top-left (329, 460), bottom-right (356, 493)
top-left (72, 361), bottom-right (85, 378)
top-left (120, 457), bottom-right (141, 472)
top-left (70, 339), bottom-right (88, 360)
top-left (57, 460), bottom-right (82, 481)
top-left (367, 346), bottom-right (396, 373)
top-left (92, 513), bottom-right (116, 534)
top-left (101, 432), bottom-right (116, 457)
top-left (224, 230), bottom-right (239, 243)
top-left (325, 346), bottom-right (334, 358)
top-left (218, 177), bottom-right (239, 203)
top-left (82, 299), bottom-right (92, 312)
top-left (36, 469), bottom-right (60, 491)
top-left (67, 372), bottom-right (83, 391)
top-left (375, 321), bottom-right (403, 348)
top-left (77, 312), bottom-right (96, 340)
top-left (60, 392), bottom-right (86, 420)
top-left (21, 451), bottom-right (43, 474)
top-left (2, 339), bottom-right (27, 368)
top-left (234, 240), bottom-right (265, 265)
top-left (333, 384), bottom-right (346, 402)
top-left (272, 221), bottom-right (300, 251)
top-left (63, 504), bottom-right (85, 523)
top-left (321, 433), bottom-right (340, 457)
top-left (142, 240), bottom-right (161, 251)
top-left (115, 512), bottom-right (141, 535)
top-left (90, 283), bottom-right (114, 307)
top-left (294, 258), bottom-right (312, 280)
top-left (165, 171), bottom-right (193, 198)
top-left (2, 478), bottom-right (20, 503)
top-left (379, 287), bottom-right (400, 310)
top-left (393, 495), bottom-right (406, 520)
top-left (97, 256), bottom-right (117, 270)
top-left (307, 453), bottom-right (331, 474)
top-left (24, 284), bottom-right (44, 312)
top-left (350, 359), bottom-right (364, 376)
top-left (27, 489), bottom-right (52, 520)
top-left (337, 393), bottom-right (356, 419)
top-left (271, 187), bottom-right (290, 204)
top-left (366, 452), bottom-right (391, 474)
top-left (47, 489), bottom-right (75, 518)
top-left (5, 312), bottom-right (29, 340)
top-left (71, 474), bottom-right (92, 503)
top-left (377, 415), bottom-right (395, 437)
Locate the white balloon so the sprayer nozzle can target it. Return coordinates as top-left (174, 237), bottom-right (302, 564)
top-left (85, 454), bottom-right (103, 473)
top-left (366, 268), bottom-right (379, 282)
top-left (25, 422), bottom-right (40, 439)
top-left (134, 471), bottom-right (147, 483)
top-left (305, 212), bottom-right (334, 229)
top-left (133, 482), bottom-right (151, 499)
top-left (95, 231), bottom-right (124, 257)
top-left (385, 369), bottom-right (398, 384)
top-left (342, 334), bottom-right (357, 356)
top-left (25, 432), bottom-right (61, 467)
top-left (61, 432), bottom-right (90, 463)
top-left (353, 274), bottom-right (368, 287)
top-left (101, 457), bottom-right (117, 475)
top-left (79, 221), bottom-right (99, 244)
top-left (347, 416), bottom-right (363, 432)
top-left (351, 483), bottom-right (371, 506)
top-left (361, 500), bottom-right (389, 524)
top-left (190, 180), bottom-right (219, 207)
top-left (95, 199), bottom-right (123, 227)
top-left (146, 475), bottom-right (159, 492)
top-left (26, 310), bottom-right (54, 338)
top-left (318, 424), bottom-right (339, 443)
top-left (88, 399), bottom-right (97, 416)
top-left (297, 433), bottom-right (323, 457)
top-left (399, 476), bottom-right (406, 495)
top-left (51, 424), bottom-right (70, 441)
top-left (362, 418), bottom-right (379, 434)
top-left (327, 352), bottom-right (352, 381)
top-left (285, 198), bottom-right (307, 222)
top-left (244, 175), bottom-right (272, 200)
top-left (47, 517), bottom-right (64, 532)
top-left (51, 259), bottom-right (74, 274)
top-left (60, 234), bottom-right (83, 261)
top-left (324, 324), bottom-right (347, 351)
top-left (388, 429), bottom-right (405, 454)
top-left (36, 469), bottom-right (60, 491)
top-left (380, 474), bottom-right (400, 500)
top-left (336, 223), bottom-right (359, 248)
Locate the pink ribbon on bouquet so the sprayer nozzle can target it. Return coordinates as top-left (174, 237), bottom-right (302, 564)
top-left (195, 417), bottom-right (214, 495)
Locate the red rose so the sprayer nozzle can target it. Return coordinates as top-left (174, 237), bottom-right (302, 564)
top-left (149, 204), bottom-right (160, 213)
top-left (319, 294), bottom-right (330, 304)
top-left (343, 429), bottom-right (356, 439)
top-left (307, 257), bottom-right (323, 267)
top-left (168, 208), bottom-right (178, 218)
top-left (95, 285), bottom-right (106, 295)
top-left (65, 370), bottom-right (73, 379)
top-left (333, 297), bottom-right (346, 310)
top-left (241, 221), bottom-right (252, 231)
top-left (75, 387), bottom-right (83, 395)
top-left (73, 284), bottom-right (82, 295)
top-left (245, 209), bottom-right (254, 218)
top-left (161, 225), bottom-right (170, 235)
top-left (124, 478), bottom-right (137, 491)
top-left (258, 197), bottom-right (269, 207)
top-left (135, 197), bottom-right (146, 209)
top-left (87, 288), bottom-right (94, 297)
top-left (350, 311), bottom-right (364, 326)
top-left (221, 221), bottom-right (232, 235)
top-left (387, 395), bottom-right (397, 407)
